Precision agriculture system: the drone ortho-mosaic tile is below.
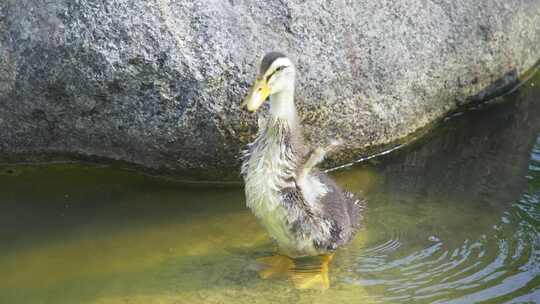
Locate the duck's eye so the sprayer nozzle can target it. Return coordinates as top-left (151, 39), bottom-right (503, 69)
top-left (266, 66), bottom-right (285, 81)
top-left (267, 66), bottom-right (289, 82)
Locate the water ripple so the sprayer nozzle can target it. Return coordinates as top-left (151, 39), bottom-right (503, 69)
top-left (341, 183), bottom-right (540, 303)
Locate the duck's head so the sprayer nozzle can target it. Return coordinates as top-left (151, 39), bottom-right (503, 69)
top-left (243, 52), bottom-right (296, 113)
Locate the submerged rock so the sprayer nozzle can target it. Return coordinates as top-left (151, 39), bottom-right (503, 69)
top-left (0, 0), bottom-right (539, 180)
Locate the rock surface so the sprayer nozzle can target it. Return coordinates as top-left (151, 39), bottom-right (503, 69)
top-left (1, 0), bottom-right (539, 180)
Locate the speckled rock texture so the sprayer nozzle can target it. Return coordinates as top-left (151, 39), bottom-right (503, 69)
top-left (1, 0), bottom-right (539, 180)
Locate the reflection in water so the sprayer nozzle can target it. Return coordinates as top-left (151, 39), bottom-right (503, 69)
top-left (0, 74), bottom-right (539, 303)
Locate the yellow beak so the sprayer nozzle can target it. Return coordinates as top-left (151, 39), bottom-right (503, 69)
top-left (242, 78), bottom-right (271, 112)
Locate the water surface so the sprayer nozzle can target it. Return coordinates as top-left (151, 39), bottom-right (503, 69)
top-left (1, 73), bottom-right (540, 303)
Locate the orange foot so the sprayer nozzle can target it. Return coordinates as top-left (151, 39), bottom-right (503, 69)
top-left (255, 254), bottom-right (334, 290)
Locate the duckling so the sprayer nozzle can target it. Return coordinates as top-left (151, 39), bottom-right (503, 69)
top-left (241, 52), bottom-right (364, 258)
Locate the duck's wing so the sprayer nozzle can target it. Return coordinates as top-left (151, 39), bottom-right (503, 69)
top-left (315, 172), bottom-right (365, 243)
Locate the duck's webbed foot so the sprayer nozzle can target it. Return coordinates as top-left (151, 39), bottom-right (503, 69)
top-left (289, 254), bottom-right (334, 290)
top-left (298, 139), bottom-right (343, 180)
top-left (254, 254), bottom-right (334, 290)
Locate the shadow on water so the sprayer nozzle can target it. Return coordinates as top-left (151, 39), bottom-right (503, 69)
top-left (0, 73), bottom-right (539, 303)
top-left (341, 73), bottom-right (540, 240)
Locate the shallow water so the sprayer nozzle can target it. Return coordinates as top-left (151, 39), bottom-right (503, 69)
top-left (1, 74), bottom-right (540, 303)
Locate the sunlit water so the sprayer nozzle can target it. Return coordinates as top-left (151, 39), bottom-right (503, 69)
top-left (1, 74), bottom-right (539, 303)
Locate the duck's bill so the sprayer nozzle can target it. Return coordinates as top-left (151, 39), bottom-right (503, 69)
top-left (242, 79), bottom-right (270, 112)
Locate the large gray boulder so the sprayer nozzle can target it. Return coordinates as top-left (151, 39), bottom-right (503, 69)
top-left (1, 0), bottom-right (539, 180)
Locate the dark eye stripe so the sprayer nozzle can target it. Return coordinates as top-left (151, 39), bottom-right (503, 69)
top-left (266, 66), bottom-right (286, 81)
